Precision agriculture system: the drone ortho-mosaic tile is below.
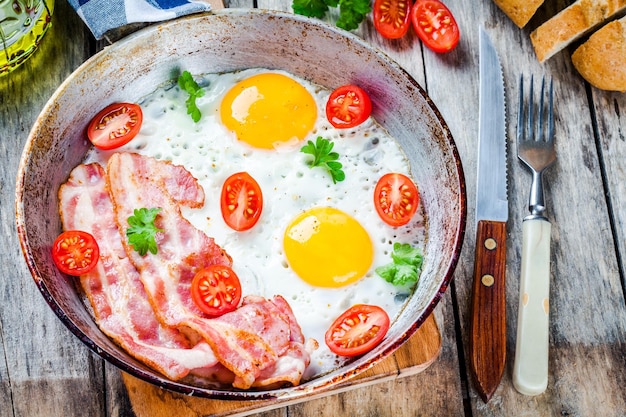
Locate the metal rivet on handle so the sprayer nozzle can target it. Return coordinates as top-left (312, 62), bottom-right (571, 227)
top-left (481, 274), bottom-right (495, 287)
top-left (484, 238), bottom-right (497, 250)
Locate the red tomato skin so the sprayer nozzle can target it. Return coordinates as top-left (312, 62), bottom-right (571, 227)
top-left (373, 0), bottom-right (412, 39)
top-left (220, 172), bottom-right (263, 232)
top-left (52, 230), bottom-right (100, 276)
top-left (191, 265), bottom-right (242, 317)
top-left (87, 103), bottom-right (143, 150)
top-left (411, 0), bottom-right (460, 53)
top-left (374, 173), bottom-right (420, 227)
top-left (324, 304), bottom-right (391, 357)
top-left (325, 85), bottom-right (372, 129)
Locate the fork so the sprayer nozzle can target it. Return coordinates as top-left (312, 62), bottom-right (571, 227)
top-left (512, 75), bottom-right (556, 396)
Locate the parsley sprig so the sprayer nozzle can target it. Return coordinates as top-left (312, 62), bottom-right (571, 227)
top-left (300, 136), bottom-right (346, 184)
top-left (126, 208), bottom-right (163, 256)
top-left (177, 71), bottom-right (205, 122)
top-left (292, 0), bottom-right (370, 31)
top-left (375, 243), bottom-right (423, 287)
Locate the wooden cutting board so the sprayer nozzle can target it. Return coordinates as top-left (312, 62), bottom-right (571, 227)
top-left (123, 313), bottom-right (441, 417)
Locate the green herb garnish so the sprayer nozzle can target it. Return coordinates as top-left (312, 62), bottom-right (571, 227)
top-left (292, 0), bottom-right (332, 18)
top-left (177, 70), bottom-right (205, 122)
top-left (375, 242), bottom-right (423, 287)
top-left (300, 136), bottom-right (346, 183)
top-left (126, 208), bottom-right (163, 256)
top-left (292, 0), bottom-right (370, 31)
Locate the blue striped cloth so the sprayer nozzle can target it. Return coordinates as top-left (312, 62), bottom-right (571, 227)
top-left (67, 0), bottom-right (212, 40)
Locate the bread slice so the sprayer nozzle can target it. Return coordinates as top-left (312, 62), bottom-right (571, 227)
top-left (571, 16), bottom-right (626, 91)
top-left (492, 0), bottom-right (545, 28)
top-left (530, 0), bottom-right (626, 62)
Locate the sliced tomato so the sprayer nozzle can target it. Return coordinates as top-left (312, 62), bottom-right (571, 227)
top-left (220, 172), bottom-right (263, 231)
top-left (373, 0), bottom-right (412, 39)
top-left (325, 85), bottom-right (372, 129)
top-left (87, 102), bottom-right (143, 150)
top-left (411, 0), bottom-right (460, 53)
top-left (52, 230), bottom-right (100, 276)
top-left (325, 304), bottom-right (390, 357)
top-left (374, 173), bottom-right (420, 227)
top-left (191, 265), bottom-right (242, 317)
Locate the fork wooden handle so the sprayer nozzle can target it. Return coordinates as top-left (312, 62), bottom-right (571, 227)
top-left (513, 217), bottom-right (551, 396)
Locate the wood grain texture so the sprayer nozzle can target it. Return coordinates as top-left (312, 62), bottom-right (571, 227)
top-left (2, 0), bottom-right (626, 416)
top-left (470, 220), bottom-right (507, 402)
top-left (0, 2), bottom-right (103, 417)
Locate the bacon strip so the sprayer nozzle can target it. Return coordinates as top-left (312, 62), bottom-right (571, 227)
top-left (249, 295), bottom-right (315, 388)
top-left (58, 163), bottom-right (220, 380)
top-left (105, 153), bottom-right (311, 388)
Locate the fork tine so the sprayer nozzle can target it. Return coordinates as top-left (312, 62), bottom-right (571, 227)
top-left (517, 74), bottom-right (555, 146)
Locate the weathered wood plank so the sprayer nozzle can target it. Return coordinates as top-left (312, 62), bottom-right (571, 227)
top-left (0, 320), bottom-right (11, 417)
top-left (0, 1), bottom-right (109, 417)
top-left (106, 363), bottom-right (134, 417)
top-left (593, 89), bottom-right (626, 289)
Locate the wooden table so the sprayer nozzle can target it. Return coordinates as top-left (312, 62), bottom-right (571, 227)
top-left (2, 0), bottom-right (625, 416)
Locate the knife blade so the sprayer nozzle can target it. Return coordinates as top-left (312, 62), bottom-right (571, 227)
top-left (469, 26), bottom-right (508, 403)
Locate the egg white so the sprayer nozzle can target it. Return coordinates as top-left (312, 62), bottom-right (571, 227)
top-left (86, 68), bottom-right (426, 379)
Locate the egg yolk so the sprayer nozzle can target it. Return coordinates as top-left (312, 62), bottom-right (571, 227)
top-left (220, 73), bottom-right (317, 149)
top-left (283, 207), bottom-right (374, 288)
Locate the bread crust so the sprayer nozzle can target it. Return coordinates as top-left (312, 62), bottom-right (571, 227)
top-left (571, 16), bottom-right (626, 92)
top-left (530, 0), bottom-right (626, 62)
top-left (492, 0), bottom-right (545, 28)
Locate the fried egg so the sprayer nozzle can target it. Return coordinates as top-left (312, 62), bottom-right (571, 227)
top-left (87, 68), bottom-right (425, 378)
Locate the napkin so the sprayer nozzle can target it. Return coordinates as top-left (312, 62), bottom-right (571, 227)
top-left (67, 0), bottom-right (213, 40)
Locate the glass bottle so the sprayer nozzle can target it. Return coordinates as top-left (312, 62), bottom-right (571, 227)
top-left (0, 0), bottom-right (54, 76)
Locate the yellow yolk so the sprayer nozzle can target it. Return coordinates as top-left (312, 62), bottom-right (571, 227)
top-left (283, 207), bottom-right (374, 288)
top-left (219, 73), bottom-right (317, 149)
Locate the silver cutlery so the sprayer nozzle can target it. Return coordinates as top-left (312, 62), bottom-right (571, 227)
top-left (513, 74), bottom-right (556, 396)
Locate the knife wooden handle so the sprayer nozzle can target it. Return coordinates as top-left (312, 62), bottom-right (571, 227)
top-left (513, 217), bottom-right (551, 396)
top-left (469, 219), bottom-right (507, 402)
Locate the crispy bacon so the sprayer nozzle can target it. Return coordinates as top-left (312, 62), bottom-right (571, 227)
top-left (58, 163), bottom-right (220, 380)
top-left (105, 152), bottom-right (312, 388)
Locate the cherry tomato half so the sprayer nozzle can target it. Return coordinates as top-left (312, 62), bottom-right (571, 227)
top-left (411, 0), bottom-right (460, 53)
top-left (87, 102), bottom-right (143, 150)
top-left (220, 172), bottom-right (263, 231)
top-left (191, 265), bottom-right (242, 317)
top-left (373, 0), bottom-right (412, 39)
top-left (374, 173), bottom-right (420, 227)
top-left (325, 304), bottom-right (390, 357)
top-left (52, 230), bottom-right (100, 276)
top-left (325, 85), bottom-right (372, 129)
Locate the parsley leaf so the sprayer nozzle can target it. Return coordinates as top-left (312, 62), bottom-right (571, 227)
top-left (336, 0), bottom-right (371, 31)
top-left (292, 0), bottom-right (370, 31)
top-left (375, 243), bottom-right (423, 287)
top-left (126, 208), bottom-right (163, 256)
top-left (177, 70), bottom-right (205, 122)
top-left (301, 136), bottom-right (346, 183)
top-left (292, 0), bottom-right (330, 18)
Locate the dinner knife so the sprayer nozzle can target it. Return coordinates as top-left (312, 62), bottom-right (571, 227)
top-left (469, 26), bottom-right (508, 403)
